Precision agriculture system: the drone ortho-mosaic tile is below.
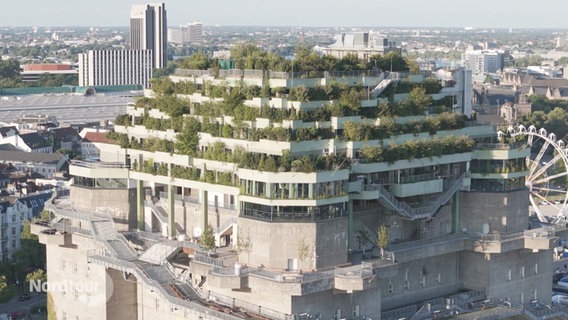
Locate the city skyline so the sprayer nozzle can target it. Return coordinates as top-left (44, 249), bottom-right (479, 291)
top-left (1, 0), bottom-right (567, 29)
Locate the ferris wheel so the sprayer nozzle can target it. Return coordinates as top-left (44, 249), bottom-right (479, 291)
top-left (499, 125), bottom-right (568, 223)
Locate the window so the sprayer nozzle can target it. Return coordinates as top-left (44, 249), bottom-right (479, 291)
top-left (73, 261), bottom-right (78, 274)
top-left (506, 269), bottom-right (512, 281)
top-left (74, 289), bottom-right (79, 300)
top-left (388, 282), bottom-right (393, 294)
top-left (534, 263), bottom-right (539, 274)
top-left (155, 298), bottom-right (159, 310)
top-left (520, 266), bottom-right (525, 278)
top-left (436, 273), bottom-right (442, 284)
top-left (334, 309), bottom-right (341, 320)
top-left (420, 275), bottom-right (426, 287)
top-left (404, 280), bottom-right (410, 290)
top-left (61, 259), bottom-right (66, 270)
top-left (352, 305), bottom-right (359, 317)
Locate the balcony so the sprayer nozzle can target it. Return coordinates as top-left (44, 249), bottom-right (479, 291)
top-left (468, 227), bottom-right (555, 254)
top-left (389, 176), bottom-right (443, 198)
top-left (70, 160), bottom-right (129, 179)
top-left (524, 227), bottom-right (556, 252)
top-left (208, 265), bottom-right (248, 290)
top-left (334, 262), bottom-right (376, 293)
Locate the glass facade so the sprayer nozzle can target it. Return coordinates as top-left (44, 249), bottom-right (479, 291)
top-left (470, 176), bottom-right (526, 192)
top-left (241, 202), bottom-right (346, 222)
top-left (73, 176), bottom-right (128, 189)
top-left (240, 179), bottom-right (346, 200)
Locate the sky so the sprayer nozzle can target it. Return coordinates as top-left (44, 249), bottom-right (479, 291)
top-left (1, 0), bottom-right (567, 29)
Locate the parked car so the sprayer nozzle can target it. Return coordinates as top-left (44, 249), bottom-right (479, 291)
top-left (558, 276), bottom-right (568, 288)
top-left (18, 293), bottom-right (30, 301)
top-left (554, 271), bottom-right (567, 283)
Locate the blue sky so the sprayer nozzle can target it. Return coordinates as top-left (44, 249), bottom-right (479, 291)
top-left (2, 0), bottom-right (567, 28)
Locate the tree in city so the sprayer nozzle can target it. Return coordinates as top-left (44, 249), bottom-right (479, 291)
top-left (25, 268), bottom-right (46, 288)
top-left (0, 58), bottom-right (22, 88)
top-left (0, 275), bottom-right (16, 303)
top-left (200, 223), bottom-right (216, 255)
top-left (376, 225), bottom-right (390, 258)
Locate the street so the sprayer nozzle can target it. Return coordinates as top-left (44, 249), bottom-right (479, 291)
top-left (0, 292), bottom-right (46, 320)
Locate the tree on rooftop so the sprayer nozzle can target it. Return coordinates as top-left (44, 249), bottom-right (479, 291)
top-left (179, 52), bottom-right (211, 70)
top-left (407, 86), bottom-right (432, 114)
top-left (377, 225), bottom-right (389, 259)
top-left (297, 238), bottom-right (311, 271)
top-left (200, 223), bottom-right (216, 255)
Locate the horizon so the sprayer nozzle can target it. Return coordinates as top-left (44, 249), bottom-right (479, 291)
top-left (0, 0), bottom-right (566, 30)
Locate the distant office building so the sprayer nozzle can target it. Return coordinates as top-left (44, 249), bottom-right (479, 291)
top-left (130, 3), bottom-right (167, 69)
top-left (463, 50), bottom-right (504, 75)
top-left (323, 32), bottom-right (400, 61)
top-left (168, 21), bottom-right (203, 44)
top-left (78, 50), bottom-right (153, 88)
top-left (21, 64), bottom-right (77, 83)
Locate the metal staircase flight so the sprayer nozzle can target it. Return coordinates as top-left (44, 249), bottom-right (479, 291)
top-left (377, 173), bottom-right (466, 220)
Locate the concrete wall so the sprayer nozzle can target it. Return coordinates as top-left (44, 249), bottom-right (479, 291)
top-left (238, 217), bottom-right (348, 269)
top-left (459, 190), bottom-right (529, 234)
top-left (291, 288), bottom-right (381, 320)
top-left (70, 186), bottom-right (137, 230)
top-left (460, 249), bottom-right (552, 306)
top-left (106, 269), bottom-right (137, 320)
top-left (380, 253), bottom-right (461, 310)
top-left (43, 234), bottom-right (110, 320)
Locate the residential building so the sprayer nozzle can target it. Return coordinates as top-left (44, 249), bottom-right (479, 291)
top-left (323, 32), bottom-right (400, 61)
top-left (463, 50), bottom-right (504, 75)
top-left (168, 22), bottom-right (203, 44)
top-left (0, 191), bottom-right (52, 261)
top-left (35, 67), bottom-right (553, 320)
top-left (78, 50), bottom-right (153, 88)
top-left (21, 63), bottom-right (77, 83)
top-left (130, 3), bottom-right (167, 69)
top-left (0, 132), bottom-right (53, 153)
top-left (0, 150), bottom-right (67, 179)
top-left (80, 130), bottom-right (109, 159)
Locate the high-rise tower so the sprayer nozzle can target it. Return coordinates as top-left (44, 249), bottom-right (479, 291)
top-left (130, 3), bottom-right (167, 69)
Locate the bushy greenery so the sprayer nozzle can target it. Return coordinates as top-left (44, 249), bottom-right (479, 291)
top-left (359, 136), bottom-right (474, 164)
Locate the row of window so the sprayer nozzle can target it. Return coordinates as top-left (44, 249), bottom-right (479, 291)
top-left (240, 180), bottom-right (346, 200)
top-left (387, 273), bottom-right (443, 294)
top-left (241, 202), bottom-right (346, 222)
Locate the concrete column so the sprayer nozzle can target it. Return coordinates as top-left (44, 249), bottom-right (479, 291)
top-left (451, 191), bottom-right (460, 234)
top-left (136, 179), bottom-right (144, 230)
top-left (168, 184), bottom-right (175, 239)
top-left (348, 200), bottom-right (353, 251)
top-left (201, 189), bottom-right (208, 230)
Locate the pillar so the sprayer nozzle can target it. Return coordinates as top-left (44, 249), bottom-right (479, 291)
top-left (348, 199), bottom-right (354, 252)
top-left (201, 189), bottom-right (208, 230)
top-left (451, 191), bottom-right (460, 234)
top-left (168, 184), bottom-right (175, 239)
top-left (136, 179), bottom-right (144, 230)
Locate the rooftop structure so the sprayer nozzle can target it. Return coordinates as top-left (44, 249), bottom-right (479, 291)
top-left (36, 66), bottom-right (556, 319)
top-left (323, 32), bottom-right (400, 61)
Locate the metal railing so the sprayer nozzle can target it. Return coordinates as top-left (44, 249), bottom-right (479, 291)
top-left (158, 191), bottom-right (236, 210)
top-left (87, 253), bottom-right (242, 320)
top-left (70, 160), bottom-right (129, 169)
top-left (377, 173), bottom-right (466, 220)
top-left (193, 253), bottom-right (224, 267)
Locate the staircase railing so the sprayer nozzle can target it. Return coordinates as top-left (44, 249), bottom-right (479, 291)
top-left (377, 173), bottom-right (466, 220)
